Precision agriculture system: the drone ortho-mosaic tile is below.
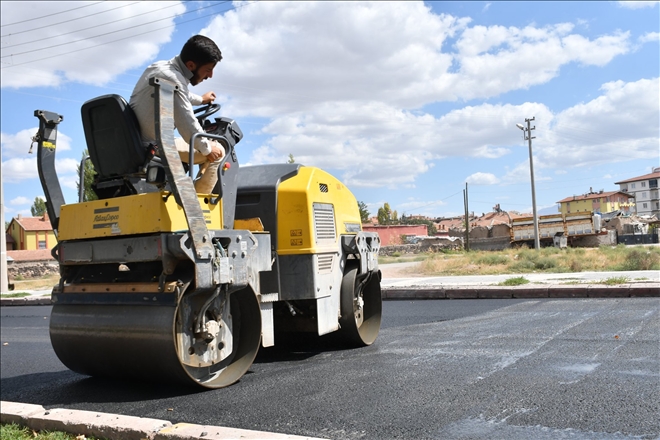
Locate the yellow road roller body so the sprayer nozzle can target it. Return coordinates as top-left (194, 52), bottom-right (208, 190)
top-left (34, 78), bottom-right (381, 389)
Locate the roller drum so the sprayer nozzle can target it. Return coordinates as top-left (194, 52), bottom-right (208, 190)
top-left (50, 288), bottom-right (262, 388)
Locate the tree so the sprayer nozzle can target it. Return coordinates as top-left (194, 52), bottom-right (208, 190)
top-left (287, 153), bottom-right (295, 164)
top-left (377, 202), bottom-right (398, 225)
top-left (76, 149), bottom-right (98, 202)
top-left (358, 201), bottom-right (370, 223)
top-left (400, 214), bottom-right (438, 236)
top-left (30, 197), bottom-right (47, 217)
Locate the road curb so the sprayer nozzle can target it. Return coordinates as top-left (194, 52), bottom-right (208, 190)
top-left (382, 283), bottom-right (660, 300)
top-left (2, 283), bottom-right (659, 306)
top-left (0, 296), bottom-right (52, 306)
top-left (0, 401), bottom-right (325, 440)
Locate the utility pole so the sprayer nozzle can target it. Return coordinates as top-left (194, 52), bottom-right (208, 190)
top-left (1, 148), bottom-right (9, 293)
top-left (463, 182), bottom-right (470, 251)
top-left (516, 117), bottom-right (540, 250)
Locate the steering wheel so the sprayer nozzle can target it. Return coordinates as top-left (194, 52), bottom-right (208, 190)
top-left (194, 103), bottom-right (221, 124)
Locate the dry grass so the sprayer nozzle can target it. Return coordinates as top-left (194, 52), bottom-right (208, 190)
top-left (417, 245), bottom-right (660, 276)
top-left (10, 273), bottom-right (59, 291)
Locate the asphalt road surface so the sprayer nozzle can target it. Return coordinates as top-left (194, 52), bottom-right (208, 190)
top-left (1, 299), bottom-right (659, 439)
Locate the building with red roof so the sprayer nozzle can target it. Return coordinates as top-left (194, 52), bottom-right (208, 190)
top-left (556, 190), bottom-right (634, 215)
top-left (5, 214), bottom-right (56, 251)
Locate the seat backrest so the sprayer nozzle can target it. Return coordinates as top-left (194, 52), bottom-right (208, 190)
top-left (81, 95), bottom-right (146, 179)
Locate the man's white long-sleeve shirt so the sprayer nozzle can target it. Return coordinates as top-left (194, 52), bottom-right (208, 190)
top-left (129, 55), bottom-right (212, 156)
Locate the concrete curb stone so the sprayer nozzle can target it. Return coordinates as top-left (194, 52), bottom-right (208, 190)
top-left (1, 401), bottom-right (325, 440)
top-left (382, 283), bottom-right (660, 300)
top-left (587, 284), bottom-right (630, 298)
top-left (0, 296), bottom-right (52, 306)
top-left (2, 283), bottom-right (658, 306)
top-left (629, 284), bottom-right (660, 297)
top-left (547, 285), bottom-right (590, 298)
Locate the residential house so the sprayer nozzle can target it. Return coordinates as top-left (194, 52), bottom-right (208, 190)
top-left (361, 224), bottom-right (427, 246)
top-left (556, 190), bottom-right (633, 215)
top-left (5, 214), bottom-right (56, 251)
top-left (614, 167), bottom-right (660, 217)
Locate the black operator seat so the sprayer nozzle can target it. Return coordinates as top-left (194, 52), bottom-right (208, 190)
top-left (81, 94), bottom-right (156, 198)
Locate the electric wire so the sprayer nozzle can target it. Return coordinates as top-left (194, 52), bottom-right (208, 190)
top-left (1, 1), bottom-right (257, 69)
top-left (1, 2), bottom-right (186, 50)
top-left (1, 1), bottom-right (231, 58)
top-left (1, 2), bottom-right (141, 38)
top-left (0, 1), bottom-right (106, 28)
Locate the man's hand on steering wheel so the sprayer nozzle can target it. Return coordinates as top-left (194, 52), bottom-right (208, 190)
top-left (201, 91), bottom-right (216, 104)
top-left (194, 103), bottom-right (221, 125)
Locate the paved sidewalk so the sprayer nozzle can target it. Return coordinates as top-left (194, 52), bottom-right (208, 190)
top-left (2, 269), bottom-right (659, 305)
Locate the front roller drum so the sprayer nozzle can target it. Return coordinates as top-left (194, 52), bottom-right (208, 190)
top-left (338, 261), bottom-right (382, 346)
top-left (49, 288), bottom-right (262, 388)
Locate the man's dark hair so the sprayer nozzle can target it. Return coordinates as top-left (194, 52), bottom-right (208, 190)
top-left (180, 35), bottom-right (222, 65)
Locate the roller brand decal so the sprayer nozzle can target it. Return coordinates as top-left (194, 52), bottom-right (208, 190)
top-left (93, 206), bottom-right (120, 231)
top-left (290, 229), bottom-right (303, 246)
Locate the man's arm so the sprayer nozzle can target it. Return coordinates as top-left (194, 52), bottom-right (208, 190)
top-left (173, 88), bottom-right (213, 156)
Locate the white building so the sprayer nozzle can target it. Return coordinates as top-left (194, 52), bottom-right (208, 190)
top-left (614, 167), bottom-right (660, 217)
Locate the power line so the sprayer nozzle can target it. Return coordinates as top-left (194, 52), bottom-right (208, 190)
top-left (1, 1), bottom-right (230, 59)
top-left (1, 1), bottom-right (106, 28)
top-left (1, 1), bottom-right (257, 70)
top-left (1, 2), bottom-right (141, 38)
top-left (1, 2), bottom-right (186, 50)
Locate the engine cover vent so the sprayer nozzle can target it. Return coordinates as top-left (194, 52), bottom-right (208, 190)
top-left (313, 203), bottom-right (336, 243)
top-left (317, 253), bottom-right (334, 274)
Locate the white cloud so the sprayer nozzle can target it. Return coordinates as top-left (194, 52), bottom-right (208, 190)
top-left (201, 2), bottom-right (630, 115)
top-left (639, 32), bottom-right (660, 43)
top-left (0, 1), bottom-right (186, 88)
top-left (9, 196), bottom-right (30, 205)
top-left (1, 131), bottom-right (77, 182)
top-left (539, 77), bottom-right (659, 168)
top-left (245, 100), bottom-right (553, 187)
top-left (466, 172), bottom-right (500, 185)
top-left (1, 128), bottom-right (72, 159)
top-left (617, 1), bottom-right (659, 9)
top-left (185, 2), bottom-right (640, 188)
top-left (1, 157), bottom-right (37, 183)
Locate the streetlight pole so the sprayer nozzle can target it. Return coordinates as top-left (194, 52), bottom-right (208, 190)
top-left (516, 117), bottom-right (540, 250)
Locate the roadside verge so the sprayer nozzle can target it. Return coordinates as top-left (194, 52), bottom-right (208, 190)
top-left (1, 401), bottom-right (324, 440)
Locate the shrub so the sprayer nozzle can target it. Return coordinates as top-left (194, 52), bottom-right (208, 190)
top-left (476, 254), bottom-right (509, 265)
top-left (602, 276), bottom-right (630, 285)
top-left (569, 259), bottom-right (583, 272)
top-left (510, 260), bottom-right (536, 271)
top-left (534, 257), bottom-right (557, 270)
top-left (498, 276), bottom-right (529, 286)
top-left (621, 249), bottom-right (660, 271)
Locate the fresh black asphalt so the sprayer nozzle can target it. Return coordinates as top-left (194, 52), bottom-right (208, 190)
top-left (2, 299), bottom-right (659, 439)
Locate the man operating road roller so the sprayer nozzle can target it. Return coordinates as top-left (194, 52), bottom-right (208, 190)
top-left (130, 34), bottom-right (225, 194)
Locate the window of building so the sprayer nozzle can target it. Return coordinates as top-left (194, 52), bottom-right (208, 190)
top-left (631, 183), bottom-right (636, 189)
top-left (642, 181), bottom-right (647, 187)
top-left (650, 179), bottom-right (658, 189)
top-left (642, 203), bottom-right (648, 209)
top-left (642, 192), bottom-right (647, 199)
top-left (38, 240), bottom-right (47, 249)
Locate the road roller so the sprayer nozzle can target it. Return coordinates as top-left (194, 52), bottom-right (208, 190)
top-left (33, 78), bottom-right (381, 388)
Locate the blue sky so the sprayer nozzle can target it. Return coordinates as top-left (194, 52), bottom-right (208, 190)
top-left (1, 1), bottom-right (659, 225)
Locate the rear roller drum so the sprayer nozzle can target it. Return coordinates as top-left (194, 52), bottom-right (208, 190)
top-left (338, 260), bottom-right (382, 346)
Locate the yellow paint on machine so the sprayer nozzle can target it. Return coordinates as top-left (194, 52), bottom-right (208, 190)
top-left (58, 192), bottom-right (223, 240)
top-left (277, 166), bottom-right (362, 255)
